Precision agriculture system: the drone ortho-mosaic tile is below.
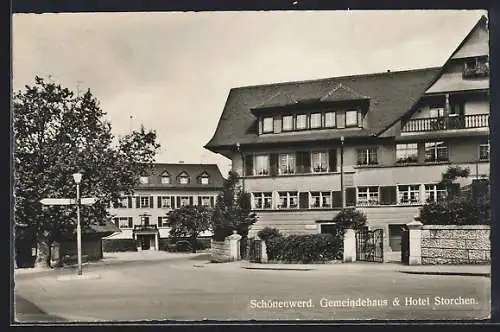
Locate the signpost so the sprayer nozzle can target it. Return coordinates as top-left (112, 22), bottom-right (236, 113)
top-left (40, 192), bottom-right (98, 275)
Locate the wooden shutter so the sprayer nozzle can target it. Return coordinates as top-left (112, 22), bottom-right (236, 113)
top-left (299, 192), bottom-right (309, 209)
top-left (157, 196), bottom-right (162, 208)
top-left (245, 155), bottom-right (253, 176)
top-left (210, 196), bottom-right (215, 207)
top-left (128, 196), bottom-right (132, 208)
top-left (189, 196), bottom-right (194, 205)
top-left (171, 197), bottom-right (176, 208)
top-left (328, 149), bottom-right (337, 172)
top-left (380, 186), bottom-right (397, 205)
top-left (158, 216), bottom-right (162, 227)
top-left (128, 217), bottom-right (133, 228)
top-left (198, 196), bottom-right (202, 206)
top-left (297, 151), bottom-right (311, 173)
top-left (136, 197), bottom-right (140, 208)
top-left (270, 153), bottom-right (279, 177)
top-left (176, 196), bottom-right (181, 208)
top-left (149, 196), bottom-right (154, 208)
top-left (346, 188), bottom-right (356, 207)
top-left (332, 191), bottom-right (342, 208)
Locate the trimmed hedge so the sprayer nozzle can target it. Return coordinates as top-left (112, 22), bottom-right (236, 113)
top-left (266, 233), bottom-right (343, 263)
top-left (257, 227), bottom-right (282, 242)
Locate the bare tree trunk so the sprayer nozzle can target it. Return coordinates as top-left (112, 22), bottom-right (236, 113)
top-left (34, 237), bottom-right (51, 269)
top-left (191, 235), bottom-right (197, 253)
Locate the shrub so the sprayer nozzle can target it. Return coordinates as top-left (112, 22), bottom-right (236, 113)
top-left (257, 227), bottom-right (282, 242)
top-left (266, 233), bottom-right (343, 263)
top-left (332, 208), bottom-right (367, 230)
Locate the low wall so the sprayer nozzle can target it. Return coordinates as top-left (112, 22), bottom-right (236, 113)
top-left (211, 239), bottom-right (232, 262)
top-left (420, 225), bottom-right (490, 264)
top-left (103, 239), bottom-right (138, 252)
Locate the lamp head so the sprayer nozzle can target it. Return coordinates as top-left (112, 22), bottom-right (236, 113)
top-left (73, 172), bottom-right (83, 184)
top-left (340, 136), bottom-right (345, 143)
top-left (236, 142), bottom-right (240, 151)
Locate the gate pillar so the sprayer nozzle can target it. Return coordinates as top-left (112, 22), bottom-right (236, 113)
top-left (343, 228), bottom-right (356, 263)
top-left (406, 217), bottom-right (423, 265)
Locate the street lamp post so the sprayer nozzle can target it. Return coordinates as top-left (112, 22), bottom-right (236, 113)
top-left (340, 136), bottom-right (345, 210)
top-left (73, 172), bottom-right (83, 276)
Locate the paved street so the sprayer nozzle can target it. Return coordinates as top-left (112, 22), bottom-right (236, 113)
top-left (14, 253), bottom-right (490, 322)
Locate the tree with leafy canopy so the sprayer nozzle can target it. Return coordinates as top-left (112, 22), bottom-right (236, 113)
top-left (212, 171), bottom-right (257, 242)
top-left (419, 166), bottom-right (490, 225)
top-left (13, 76), bottom-right (160, 268)
top-left (166, 205), bottom-right (213, 253)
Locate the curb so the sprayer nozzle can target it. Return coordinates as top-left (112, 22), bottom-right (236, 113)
top-left (240, 265), bottom-right (315, 271)
top-left (399, 270), bottom-right (490, 277)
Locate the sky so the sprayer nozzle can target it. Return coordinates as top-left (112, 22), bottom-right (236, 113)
top-left (12, 10), bottom-right (486, 177)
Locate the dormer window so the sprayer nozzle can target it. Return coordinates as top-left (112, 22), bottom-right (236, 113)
top-left (282, 115), bottom-right (293, 131)
top-left (160, 172), bottom-right (171, 184)
top-left (198, 172), bottom-right (210, 185)
top-left (345, 110), bottom-right (358, 127)
top-left (262, 117), bottom-right (274, 133)
top-left (139, 176), bottom-right (149, 184)
top-left (325, 111), bottom-right (336, 128)
top-left (296, 114), bottom-right (307, 130)
top-left (310, 113), bottom-right (322, 129)
top-left (463, 57), bottom-right (489, 78)
top-left (178, 172), bottom-right (190, 184)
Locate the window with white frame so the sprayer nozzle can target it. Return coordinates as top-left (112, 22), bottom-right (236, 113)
top-left (178, 173), bottom-right (190, 184)
top-left (357, 187), bottom-right (379, 206)
top-left (117, 196), bottom-right (129, 208)
top-left (296, 114), bottom-right (307, 130)
top-left (201, 196), bottom-right (212, 207)
top-left (398, 185), bottom-right (421, 205)
top-left (479, 142), bottom-right (490, 161)
top-left (424, 184), bottom-right (447, 203)
top-left (200, 176), bottom-right (209, 184)
top-left (310, 192), bottom-right (332, 208)
top-left (345, 110), bottom-right (358, 127)
top-left (311, 151), bottom-right (328, 173)
top-left (180, 196), bottom-right (190, 207)
top-left (159, 196), bottom-right (173, 208)
top-left (396, 143), bottom-right (418, 164)
top-left (310, 113), bottom-right (322, 129)
top-left (282, 115), bottom-right (293, 131)
top-left (254, 155), bottom-right (270, 175)
top-left (140, 196), bottom-right (151, 208)
top-left (425, 141), bottom-right (448, 162)
top-left (356, 147), bottom-right (378, 165)
top-left (253, 192), bottom-right (273, 209)
top-left (277, 191), bottom-right (298, 209)
top-left (161, 175), bottom-right (171, 184)
top-left (115, 217), bottom-right (132, 229)
top-left (279, 153), bottom-right (296, 175)
top-left (158, 216), bottom-right (169, 228)
top-left (139, 176), bottom-right (149, 184)
top-left (325, 111), bottom-right (336, 127)
top-left (262, 117), bottom-right (274, 133)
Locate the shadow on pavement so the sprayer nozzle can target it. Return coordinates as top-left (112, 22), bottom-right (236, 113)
top-left (14, 295), bottom-right (67, 323)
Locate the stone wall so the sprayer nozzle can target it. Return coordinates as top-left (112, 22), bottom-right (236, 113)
top-left (420, 225), bottom-right (490, 264)
top-left (210, 239), bottom-right (232, 262)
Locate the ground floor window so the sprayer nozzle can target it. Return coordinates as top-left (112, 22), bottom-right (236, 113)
top-left (114, 217), bottom-right (133, 229)
top-left (424, 184), bottom-right (447, 203)
top-left (180, 196), bottom-right (190, 207)
top-left (253, 192), bottom-right (273, 209)
top-left (320, 223), bottom-right (340, 236)
top-left (357, 186), bottom-right (379, 206)
top-left (397, 185), bottom-right (421, 205)
top-left (310, 192), bottom-right (332, 208)
top-left (158, 216), bottom-right (169, 228)
top-left (277, 191), bottom-right (298, 209)
top-left (479, 142), bottom-right (490, 161)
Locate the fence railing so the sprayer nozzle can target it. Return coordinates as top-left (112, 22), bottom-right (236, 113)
top-left (402, 114), bottom-right (489, 133)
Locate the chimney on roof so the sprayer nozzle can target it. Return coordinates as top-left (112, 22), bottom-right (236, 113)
top-left (387, 69), bottom-right (391, 72)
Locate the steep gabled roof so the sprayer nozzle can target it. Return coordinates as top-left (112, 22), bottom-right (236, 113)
top-left (136, 163), bottom-right (225, 189)
top-left (205, 67), bottom-right (440, 151)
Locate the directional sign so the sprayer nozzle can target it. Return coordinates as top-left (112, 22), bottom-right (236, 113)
top-left (81, 197), bottom-right (98, 205)
top-left (40, 198), bottom-right (75, 205)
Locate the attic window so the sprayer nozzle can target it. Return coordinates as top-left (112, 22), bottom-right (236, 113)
top-left (463, 57), bottom-right (489, 78)
top-left (201, 176), bottom-right (209, 185)
top-left (161, 173), bottom-right (171, 184)
top-left (178, 172), bottom-right (190, 184)
top-left (262, 117), bottom-right (274, 133)
top-left (139, 176), bottom-right (149, 184)
top-left (345, 110), bottom-right (358, 127)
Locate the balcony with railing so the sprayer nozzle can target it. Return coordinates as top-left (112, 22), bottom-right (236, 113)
top-left (401, 114), bottom-right (489, 133)
top-left (133, 224), bottom-right (159, 233)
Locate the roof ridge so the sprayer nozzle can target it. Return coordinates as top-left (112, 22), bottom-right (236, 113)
top-left (231, 66), bottom-right (441, 91)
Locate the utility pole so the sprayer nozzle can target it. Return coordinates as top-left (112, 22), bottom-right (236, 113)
top-left (340, 136), bottom-right (345, 210)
